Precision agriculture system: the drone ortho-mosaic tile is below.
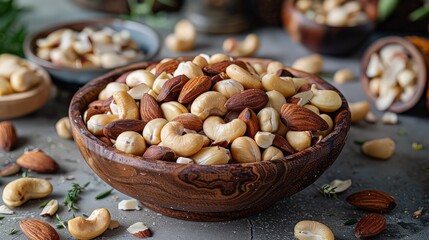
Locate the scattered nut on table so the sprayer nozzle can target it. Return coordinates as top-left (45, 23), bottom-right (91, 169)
top-left (127, 222), bottom-right (152, 238)
top-left (294, 220), bottom-right (335, 240)
top-left (292, 54), bottom-right (324, 74)
top-left (223, 33), bottom-right (260, 57)
top-left (334, 68), bottom-right (355, 84)
top-left (361, 137), bottom-right (395, 160)
top-left (165, 19), bottom-right (196, 52)
top-left (2, 177), bottom-right (53, 207)
top-left (68, 208), bottom-right (111, 240)
top-left (0, 121), bottom-right (17, 151)
top-left (55, 117), bottom-right (73, 139)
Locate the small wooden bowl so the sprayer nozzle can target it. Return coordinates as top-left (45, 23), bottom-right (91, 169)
top-left (281, 0), bottom-right (376, 56)
top-left (361, 36), bottom-right (428, 113)
top-left (0, 62), bottom-right (51, 119)
top-left (69, 60), bottom-right (351, 221)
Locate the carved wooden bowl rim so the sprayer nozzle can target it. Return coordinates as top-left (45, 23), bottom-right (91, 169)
top-left (69, 58), bottom-right (351, 172)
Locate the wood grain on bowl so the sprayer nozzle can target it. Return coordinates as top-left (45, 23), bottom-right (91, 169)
top-left (69, 60), bottom-right (350, 221)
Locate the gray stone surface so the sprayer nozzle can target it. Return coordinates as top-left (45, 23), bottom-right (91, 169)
top-left (0, 0), bottom-right (428, 239)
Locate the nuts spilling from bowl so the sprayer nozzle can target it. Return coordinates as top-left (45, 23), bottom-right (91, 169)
top-left (295, 0), bottom-right (369, 27)
top-left (36, 27), bottom-right (143, 69)
top-left (83, 53), bottom-right (343, 165)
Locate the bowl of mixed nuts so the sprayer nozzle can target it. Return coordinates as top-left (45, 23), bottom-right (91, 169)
top-left (24, 18), bottom-right (161, 84)
top-left (282, 0), bottom-right (377, 56)
top-left (69, 54), bottom-right (351, 221)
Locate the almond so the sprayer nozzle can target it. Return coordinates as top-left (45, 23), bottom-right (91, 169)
top-left (275, 69), bottom-right (294, 77)
top-left (272, 134), bottom-right (296, 155)
top-left (20, 219), bottom-right (60, 240)
top-left (143, 145), bottom-right (176, 161)
top-left (238, 108), bottom-right (259, 138)
top-left (103, 119), bottom-right (146, 139)
top-left (115, 71), bottom-right (133, 83)
top-left (346, 190), bottom-right (397, 212)
top-left (140, 93), bottom-right (163, 123)
top-left (0, 121), bottom-right (17, 151)
top-left (0, 163), bottom-right (21, 177)
top-left (224, 111), bottom-right (240, 123)
top-left (98, 136), bottom-right (113, 146)
top-left (172, 113), bottom-right (203, 131)
top-left (210, 72), bottom-right (229, 85)
top-left (16, 150), bottom-right (59, 173)
top-left (156, 74), bottom-right (189, 102)
top-left (155, 59), bottom-right (180, 76)
top-left (203, 60), bottom-right (247, 75)
top-left (225, 89), bottom-right (268, 112)
top-left (280, 103), bottom-right (329, 131)
top-left (127, 222), bottom-right (152, 238)
top-left (178, 75), bottom-right (212, 104)
top-left (355, 213), bottom-right (386, 239)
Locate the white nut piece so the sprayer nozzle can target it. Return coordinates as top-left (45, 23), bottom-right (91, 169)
top-left (397, 69), bottom-right (415, 88)
top-left (109, 220), bottom-right (120, 230)
top-left (68, 208), bottom-right (111, 240)
top-left (176, 157), bottom-right (194, 164)
top-left (303, 104), bottom-right (320, 114)
top-left (40, 199), bottom-right (59, 217)
top-left (333, 68), bottom-right (355, 84)
top-left (368, 77), bottom-right (381, 96)
top-left (126, 70), bottom-right (155, 88)
top-left (213, 79), bottom-right (244, 98)
top-left (118, 199), bottom-right (141, 211)
top-left (266, 90), bottom-right (286, 113)
top-left (314, 114), bottom-right (334, 138)
top-left (226, 64), bottom-right (262, 89)
top-left (203, 116), bottom-right (246, 143)
top-left (142, 118), bottom-right (168, 145)
top-left (294, 220), bottom-right (335, 240)
top-left (2, 178), bottom-right (53, 207)
top-left (262, 146), bottom-right (284, 161)
top-left (127, 83), bottom-right (151, 100)
top-left (98, 82), bottom-right (129, 100)
top-left (160, 101), bottom-right (188, 121)
top-left (0, 76), bottom-right (14, 96)
top-left (349, 101), bottom-right (370, 123)
top-left (223, 34), bottom-right (259, 57)
top-left (10, 67), bottom-right (41, 92)
top-left (173, 61), bottom-right (203, 79)
top-left (127, 222), bottom-right (152, 238)
top-left (209, 53), bottom-right (231, 64)
top-left (254, 131), bottom-right (275, 148)
top-left (292, 54), bottom-right (323, 74)
top-left (191, 91), bottom-right (228, 120)
top-left (362, 137), bottom-right (395, 160)
top-left (310, 84), bottom-right (342, 112)
top-left (87, 114), bottom-right (119, 136)
top-left (366, 53), bottom-right (384, 78)
top-left (0, 205), bottom-right (14, 215)
top-left (286, 131), bottom-right (312, 151)
top-left (113, 91), bottom-right (140, 120)
top-left (231, 136), bottom-right (261, 163)
top-left (262, 74), bottom-right (296, 97)
top-left (365, 111), bottom-right (378, 123)
top-left (165, 19), bottom-right (196, 52)
top-left (257, 107), bottom-right (280, 132)
top-left (381, 112), bottom-right (398, 125)
top-left (191, 146), bottom-right (231, 165)
top-left (56, 117), bottom-right (73, 139)
top-left (160, 121), bottom-right (204, 157)
top-left (115, 131), bottom-right (146, 155)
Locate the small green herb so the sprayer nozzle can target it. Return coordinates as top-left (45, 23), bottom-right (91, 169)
top-left (344, 218), bottom-right (358, 226)
top-left (125, 0), bottom-right (174, 28)
top-left (55, 214), bottom-right (67, 229)
top-left (7, 228), bottom-right (18, 235)
top-left (0, 0), bottom-right (28, 56)
top-left (21, 171), bottom-right (28, 178)
top-left (354, 140), bottom-right (365, 146)
top-left (95, 189), bottom-right (113, 200)
top-left (318, 184), bottom-right (339, 200)
top-left (397, 128), bottom-right (407, 136)
top-left (412, 142), bottom-right (424, 150)
top-left (39, 200), bottom-right (49, 208)
top-left (0, 216), bottom-right (4, 220)
top-left (63, 182), bottom-right (90, 211)
top-left (410, 4), bottom-right (429, 21)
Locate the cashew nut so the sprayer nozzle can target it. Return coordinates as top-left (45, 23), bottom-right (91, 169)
top-left (56, 117), bottom-right (73, 139)
top-left (292, 54), bottom-right (324, 74)
top-left (98, 82), bottom-right (129, 100)
top-left (160, 101), bottom-right (188, 121)
top-left (226, 64), bottom-right (262, 89)
top-left (223, 34), bottom-right (259, 57)
top-left (87, 114), bottom-right (119, 136)
top-left (115, 131), bottom-right (146, 155)
top-left (333, 68), bottom-right (355, 84)
top-left (191, 91), bottom-right (228, 120)
top-left (127, 83), bottom-right (151, 100)
top-left (113, 91), bottom-right (140, 119)
top-left (173, 61), bottom-right (203, 79)
top-left (309, 84), bottom-right (342, 112)
top-left (262, 146), bottom-right (284, 161)
top-left (192, 55), bottom-right (208, 68)
top-left (294, 220), bottom-right (334, 240)
top-left (2, 178), bottom-right (53, 207)
top-left (262, 74), bottom-right (296, 97)
top-left (267, 61), bottom-right (285, 74)
top-left (286, 131), bottom-right (312, 151)
top-left (191, 146), bottom-right (231, 165)
top-left (257, 107), bottom-right (280, 132)
top-left (203, 116), bottom-right (246, 143)
top-left (362, 137), bottom-right (395, 160)
top-left (266, 90), bottom-right (286, 113)
top-left (142, 118), bottom-right (168, 145)
top-left (254, 131), bottom-right (276, 148)
top-left (160, 121), bottom-right (204, 157)
top-left (0, 77), bottom-right (14, 96)
top-left (231, 136), bottom-right (261, 163)
top-left (213, 79), bottom-right (244, 98)
top-left (349, 101), bottom-right (370, 123)
top-left (68, 208), bottom-right (111, 240)
top-left (209, 53), bottom-right (231, 64)
top-left (152, 72), bottom-right (172, 94)
top-left (125, 70), bottom-right (155, 88)
top-left (165, 19), bottom-right (196, 52)
top-left (10, 67), bottom-right (41, 92)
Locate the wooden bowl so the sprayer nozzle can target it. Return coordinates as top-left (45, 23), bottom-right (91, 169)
top-left (361, 36), bottom-right (428, 113)
top-left (24, 18), bottom-right (161, 85)
top-left (0, 62), bottom-right (51, 119)
top-left (281, 0), bottom-right (377, 56)
top-left (69, 60), bottom-right (351, 221)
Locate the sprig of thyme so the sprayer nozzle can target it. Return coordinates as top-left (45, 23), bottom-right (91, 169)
top-left (55, 214), bottom-right (67, 229)
top-left (0, 0), bottom-right (28, 56)
top-left (7, 228), bottom-right (18, 235)
top-left (318, 184), bottom-right (339, 200)
top-left (63, 182), bottom-right (90, 211)
top-left (95, 189), bottom-right (113, 200)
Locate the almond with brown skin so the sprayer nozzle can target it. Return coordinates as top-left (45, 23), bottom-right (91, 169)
top-left (0, 121), bottom-right (17, 151)
top-left (210, 72), bottom-right (229, 85)
top-left (103, 119), bottom-right (146, 139)
top-left (238, 108), bottom-right (259, 138)
top-left (115, 71), bottom-right (133, 83)
top-left (20, 219), bottom-right (60, 240)
top-left (275, 69), bottom-right (294, 77)
top-left (0, 163), bottom-right (21, 177)
top-left (225, 89), bottom-right (268, 112)
top-left (143, 145), bottom-right (176, 161)
top-left (140, 93), bottom-right (163, 123)
top-left (280, 104), bottom-right (329, 131)
top-left (346, 190), bottom-right (397, 212)
top-left (172, 113), bottom-right (203, 131)
top-left (224, 111), bottom-right (240, 123)
top-left (155, 59), bottom-right (180, 76)
top-left (156, 75), bottom-right (189, 102)
top-left (178, 75), bottom-right (212, 104)
top-left (355, 213), bottom-right (386, 239)
top-left (203, 60), bottom-right (247, 75)
top-left (272, 134), bottom-right (295, 155)
top-left (98, 136), bottom-right (113, 146)
top-left (16, 150), bottom-right (59, 173)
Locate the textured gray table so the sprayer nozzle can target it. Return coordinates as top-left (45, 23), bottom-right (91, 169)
top-left (0, 0), bottom-right (428, 239)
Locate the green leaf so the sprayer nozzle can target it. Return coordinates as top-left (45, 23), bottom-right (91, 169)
top-left (412, 142), bottom-right (424, 150)
top-left (0, 216), bottom-right (4, 220)
top-left (354, 140), bottom-right (366, 146)
top-left (95, 189), bottom-right (113, 200)
top-left (344, 218), bottom-right (358, 226)
top-left (409, 6), bottom-right (429, 22)
top-left (21, 171), bottom-right (28, 178)
top-left (378, 0), bottom-right (400, 22)
top-left (7, 228), bottom-right (18, 235)
top-left (39, 200), bottom-right (49, 208)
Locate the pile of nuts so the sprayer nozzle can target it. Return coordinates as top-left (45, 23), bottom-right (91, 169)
top-left (36, 27), bottom-right (143, 69)
top-left (0, 54), bottom-right (44, 96)
top-left (295, 0), bottom-right (369, 27)
top-left (366, 44), bottom-right (419, 111)
top-left (83, 53), bottom-right (342, 165)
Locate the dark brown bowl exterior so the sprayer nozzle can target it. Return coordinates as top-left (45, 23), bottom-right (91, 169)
top-left (361, 37), bottom-right (428, 113)
top-left (282, 0), bottom-right (376, 56)
top-left (69, 61), bottom-right (351, 221)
